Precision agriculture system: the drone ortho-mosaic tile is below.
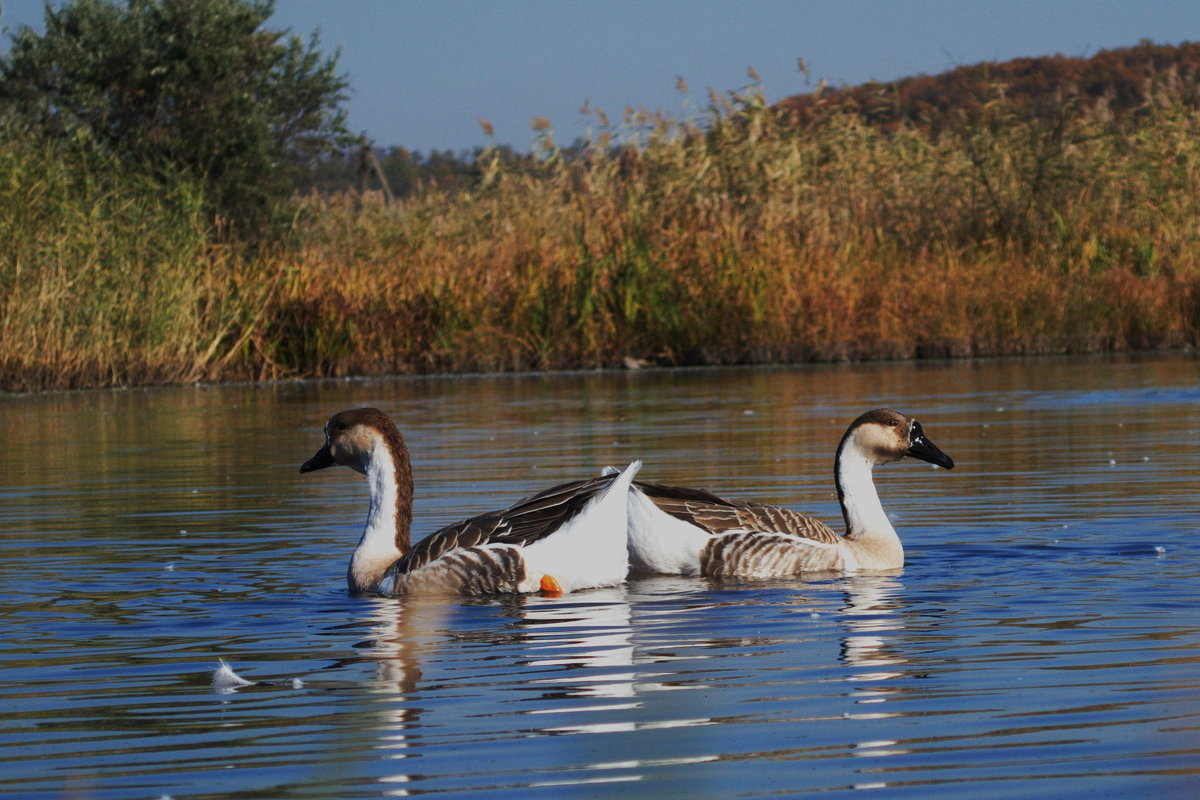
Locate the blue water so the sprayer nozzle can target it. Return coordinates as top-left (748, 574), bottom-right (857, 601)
top-left (2, 354), bottom-right (1199, 798)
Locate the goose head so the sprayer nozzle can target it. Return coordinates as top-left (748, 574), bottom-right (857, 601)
top-left (300, 407), bottom-right (404, 476)
top-left (841, 408), bottom-right (955, 470)
top-left (301, 408), bottom-right (416, 589)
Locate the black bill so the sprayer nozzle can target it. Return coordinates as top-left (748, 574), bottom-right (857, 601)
top-left (907, 421), bottom-right (955, 470)
top-left (300, 444), bottom-right (336, 473)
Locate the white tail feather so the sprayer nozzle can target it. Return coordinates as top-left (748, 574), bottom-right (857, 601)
top-left (519, 461), bottom-right (641, 592)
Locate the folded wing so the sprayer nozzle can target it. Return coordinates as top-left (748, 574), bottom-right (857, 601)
top-left (392, 473), bottom-right (621, 578)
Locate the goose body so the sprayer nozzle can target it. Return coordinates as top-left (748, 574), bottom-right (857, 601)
top-left (626, 409), bottom-right (954, 577)
top-left (301, 407), bottom-right (640, 596)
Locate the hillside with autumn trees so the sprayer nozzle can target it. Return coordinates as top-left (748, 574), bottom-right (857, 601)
top-left (778, 40), bottom-right (1200, 134)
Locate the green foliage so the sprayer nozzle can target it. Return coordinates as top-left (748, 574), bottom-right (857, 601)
top-left (0, 0), bottom-right (350, 234)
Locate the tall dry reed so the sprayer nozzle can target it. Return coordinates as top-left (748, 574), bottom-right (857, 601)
top-left (0, 132), bottom-right (279, 390)
top-left (2, 84), bottom-right (1199, 391)
top-left (276, 85), bottom-right (1200, 377)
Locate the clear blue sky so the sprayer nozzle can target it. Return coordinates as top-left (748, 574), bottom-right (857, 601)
top-left (3, 0), bottom-right (1200, 155)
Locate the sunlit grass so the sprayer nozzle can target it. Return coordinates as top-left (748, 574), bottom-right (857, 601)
top-left (2, 83), bottom-right (1199, 391)
top-left (0, 131), bottom-right (279, 390)
top-left (279, 85), bottom-right (1199, 375)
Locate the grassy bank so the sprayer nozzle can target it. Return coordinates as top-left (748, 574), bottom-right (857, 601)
top-left (3, 87), bottom-right (1200, 391)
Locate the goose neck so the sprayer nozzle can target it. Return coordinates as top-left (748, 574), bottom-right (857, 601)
top-left (349, 437), bottom-right (413, 592)
top-left (835, 440), bottom-right (898, 548)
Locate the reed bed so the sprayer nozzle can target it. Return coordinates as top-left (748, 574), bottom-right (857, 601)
top-left (0, 134), bottom-right (279, 391)
top-left (3, 87), bottom-right (1199, 391)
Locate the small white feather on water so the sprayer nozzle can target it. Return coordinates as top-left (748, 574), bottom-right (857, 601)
top-left (212, 659), bottom-right (255, 693)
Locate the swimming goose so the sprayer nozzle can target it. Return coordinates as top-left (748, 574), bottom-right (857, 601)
top-left (300, 407), bottom-right (640, 596)
top-left (626, 409), bottom-right (954, 577)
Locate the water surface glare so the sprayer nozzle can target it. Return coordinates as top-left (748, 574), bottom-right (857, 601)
top-left (2, 354), bottom-right (1199, 798)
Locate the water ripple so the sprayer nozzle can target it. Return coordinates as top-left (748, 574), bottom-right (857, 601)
top-left (3, 355), bottom-right (1200, 797)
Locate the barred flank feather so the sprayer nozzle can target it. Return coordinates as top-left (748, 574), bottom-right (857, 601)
top-left (701, 532), bottom-right (847, 577)
top-left (396, 545), bottom-right (526, 595)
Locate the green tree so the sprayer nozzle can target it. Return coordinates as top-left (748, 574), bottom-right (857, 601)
top-left (0, 0), bottom-right (350, 234)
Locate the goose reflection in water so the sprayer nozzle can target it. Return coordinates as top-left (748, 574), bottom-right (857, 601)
top-left (506, 587), bottom-right (721, 783)
top-left (354, 575), bottom-right (919, 794)
top-left (358, 595), bottom-right (442, 797)
top-left (359, 588), bottom-right (696, 794)
top-left (838, 574), bottom-right (915, 769)
top-left (841, 573), bottom-right (910, 684)
top-left (505, 589), bottom-right (638, 705)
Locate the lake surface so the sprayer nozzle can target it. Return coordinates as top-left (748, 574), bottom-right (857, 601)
top-left (2, 354), bottom-right (1199, 799)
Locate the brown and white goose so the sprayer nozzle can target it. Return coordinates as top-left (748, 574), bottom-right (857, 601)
top-left (626, 409), bottom-right (954, 577)
top-left (300, 407), bottom-right (640, 596)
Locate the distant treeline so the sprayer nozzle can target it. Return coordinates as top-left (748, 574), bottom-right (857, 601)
top-left (298, 142), bottom-right (535, 197)
top-left (300, 138), bottom-right (619, 198)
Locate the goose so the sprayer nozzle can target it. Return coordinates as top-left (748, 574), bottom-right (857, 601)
top-left (300, 407), bottom-right (640, 596)
top-left (626, 409), bottom-right (954, 577)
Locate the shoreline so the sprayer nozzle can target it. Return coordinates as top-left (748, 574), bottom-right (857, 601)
top-left (4, 346), bottom-right (1193, 397)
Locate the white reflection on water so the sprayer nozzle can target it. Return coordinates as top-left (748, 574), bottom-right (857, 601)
top-left (359, 587), bottom-right (726, 793)
top-left (361, 595), bottom-right (440, 796)
top-left (839, 575), bottom-right (913, 768)
top-left (520, 593), bottom-right (641, 728)
top-left (517, 590), bottom-right (723, 778)
top-left (842, 574), bottom-right (909, 685)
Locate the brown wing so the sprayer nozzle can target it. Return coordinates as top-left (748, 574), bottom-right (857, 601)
top-left (393, 474), bottom-right (616, 576)
top-left (635, 480), bottom-right (842, 545)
